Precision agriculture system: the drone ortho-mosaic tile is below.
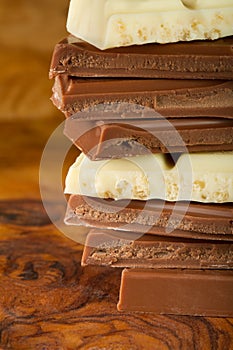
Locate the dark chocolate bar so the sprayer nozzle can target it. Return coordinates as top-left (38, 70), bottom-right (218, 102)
top-left (51, 75), bottom-right (233, 118)
top-left (65, 195), bottom-right (233, 240)
top-left (117, 268), bottom-right (233, 316)
top-left (49, 36), bottom-right (233, 80)
top-left (64, 117), bottom-right (233, 159)
top-left (82, 229), bottom-right (233, 269)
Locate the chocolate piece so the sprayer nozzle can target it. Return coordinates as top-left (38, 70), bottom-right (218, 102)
top-left (65, 195), bottom-right (233, 240)
top-left (82, 229), bottom-right (233, 269)
top-left (49, 36), bottom-right (233, 80)
top-left (65, 151), bottom-right (233, 203)
top-left (64, 117), bottom-right (233, 159)
top-left (66, 1), bottom-right (233, 50)
top-left (51, 75), bottom-right (233, 118)
top-left (117, 268), bottom-right (233, 316)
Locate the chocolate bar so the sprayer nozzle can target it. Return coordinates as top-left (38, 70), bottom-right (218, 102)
top-left (117, 268), bottom-right (233, 316)
top-left (65, 152), bottom-right (233, 203)
top-left (82, 229), bottom-right (233, 269)
top-left (65, 117), bottom-right (233, 159)
top-left (49, 36), bottom-right (233, 79)
top-left (65, 195), bottom-right (233, 240)
top-left (67, 0), bottom-right (233, 49)
top-left (51, 75), bottom-right (233, 118)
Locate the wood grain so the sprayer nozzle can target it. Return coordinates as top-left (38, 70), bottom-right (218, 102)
top-left (0, 200), bottom-right (233, 350)
top-left (0, 1), bottom-right (233, 349)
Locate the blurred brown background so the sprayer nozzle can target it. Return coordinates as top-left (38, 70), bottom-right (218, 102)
top-left (0, 0), bottom-right (69, 120)
top-left (0, 0), bottom-right (70, 199)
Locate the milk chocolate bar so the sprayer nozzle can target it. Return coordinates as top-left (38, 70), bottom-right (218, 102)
top-left (65, 195), bottom-right (233, 240)
top-left (51, 75), bottom-right (233, 118)
top-left (64, 118), bottom-right (233, 159)
top-left (49, 36), bottom-right (233, 79)
top-left (82, 229), bottom-right (233, 269)
top-left (117, 268), bottom-right (233, 316)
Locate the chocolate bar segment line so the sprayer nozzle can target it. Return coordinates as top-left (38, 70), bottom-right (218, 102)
top-left (66, 195), bottom-right (233, 239)
top-left (82, 229), bottom-right (233, 269)
top-left (64, 117), bottom-right (233, 159)
top-left (51, 75), bottom-right (233, 118)
top-left (49, 36), bottom-right (233, 79)
top-left (117, 268), bottom-right (233, 317)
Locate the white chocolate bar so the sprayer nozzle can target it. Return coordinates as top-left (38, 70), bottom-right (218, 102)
top-left (67, 0), bottom-right (233, 49)
top-left (65, 151), bottom-right (233, 203)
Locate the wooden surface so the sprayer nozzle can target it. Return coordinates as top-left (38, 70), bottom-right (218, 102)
top-left (1, 192), bottom-right (233, 350)
top-left (1, 1), bottom-right (233, 349)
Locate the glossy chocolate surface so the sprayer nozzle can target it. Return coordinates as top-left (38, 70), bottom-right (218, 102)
top-left (118, 268), bottom-right (233, 316)
top-left (64, 117), bottom-right (233, 159)
top-left (52, 75), bottom-right (233, 118)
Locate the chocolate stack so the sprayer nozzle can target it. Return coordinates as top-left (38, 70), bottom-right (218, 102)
top-left (50, 0), bottom-right (233, 316)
